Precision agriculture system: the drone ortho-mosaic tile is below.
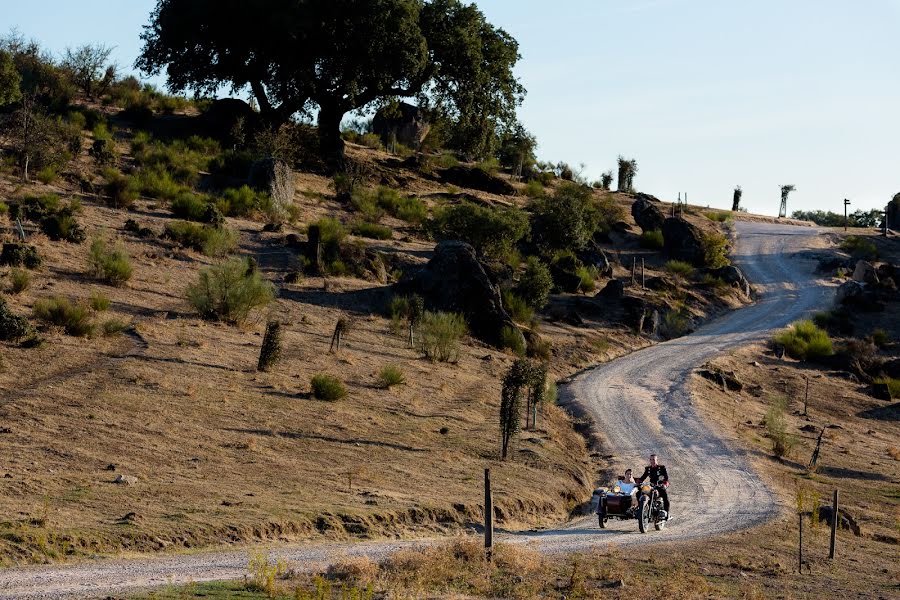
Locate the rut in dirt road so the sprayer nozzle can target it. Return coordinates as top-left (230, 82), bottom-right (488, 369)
top-left (0, 222), bottom-right (834, 599)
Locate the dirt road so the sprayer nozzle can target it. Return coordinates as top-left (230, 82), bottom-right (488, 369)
top-left (0, 222), bottom-right (834, 599)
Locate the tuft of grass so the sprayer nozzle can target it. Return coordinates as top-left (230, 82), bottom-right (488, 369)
top-left (500, 325), bottom-right (526, 356)
top-left (164, 221), bottom-right (237, 257)
top-left (9, 268), bottom-right (30, 294)
top-left (36, 167), bottom-right (57, 184)
top-left (311, 374), bottom-right (348, 401)
top-left (377, 365), bottom-right (406, 389)
top-left (87, 238), bottom-right (133, 287)
top-left (576, 266), bottom-right (596, 293)
top-left (639, 229), bottom-right (664, 250)
top-left (418, 311), bottom-right (467, 363)
top-left (704, 210), bottom-right (732, 223)
top-left (89, 290), bottom-right (111, 311)
top-left (187, 257), bottom-right (274, 324)
top-left (664, 259), bottom-right (694, 278)
top-left (773, 320), bottom-right (834, 360)
top-left (351, 221), bottom-right (392, 240)
top-left (32, 296), bottom-right (95, 337)
top-left (840, 235), bottom-right (878, 261)
top-left (101, 318), bottom-right (129, 336)
top-left (102, 171), bottom-right (139, 209)
top-left (764, 397), bottom-right (797, 458)
top-left (502, 290), bottom-right (533, 324)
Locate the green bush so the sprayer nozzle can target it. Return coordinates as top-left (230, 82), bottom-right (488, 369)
top-left (774, 320), bottom-right (834, 360)
top-left (101, 318), bottom-right (129, 336)
top-left (377, 365), bottom-right (406, 389)
top-left (499, 325), bottom-right (525, 356)
top-left (871, 328), bottom-right (889, 348)
top-left (576, 266), bottom-right (597, 293)
top-left (428, 202), bottom-right (528, 260)
top-left (41, 212), bottom-right (86, 243)
top-left (309, 217), bottom-right (346, 266)
top-left (186, 256), bottom-right (275, 324)
top-left (0, 201), bottom-right (7, 217)
top-left (354, 187), bottom-right (427, 224)
top-left (11, 194), bottom-right (61, 221)
top-left (8, 268), bottom-right (30, 294)
top-left (0, 242), bottom-right (41, 269)
top-left (530, 182), bottom-right (599, 253)
top-left (217, 185), bottom-right (271, 217)
top-left (36, 167), bottom-right (57, 184)
top-left (87, 238), bottom-right (133, 287)
top-left (0, 298), bottom-right (34, 342)
top-left (502, 290), bottom-right (533, 323)
top-left (664, 259), bottom-right (694, 278)
top-left (135, 167), bottom-right (186, 200)
top-left (704, 211), bottom-right (731, 223)
top-left (639, 230), bottom-right (664, 250)
top-left (103, 171), bottom-right (139, 209)
top-left (32, 296), bottom-right (95, 337)
top-left (170, 191), bottom-right (210, 221)
top-left (311, 374), bottom-right (348, 400)
top-left (515, 256), bottom-right (553, 310)
top-left (89, 137), bottom-right (117, 165)
top-left (523, 180), bottom-right (545, 199)
top-left (89, 290), bottom-right (111, 311)
top-left (164, 221), bottom-right (237, 257)
top-left (418, 311), bottom-right (467, 363)
top-left (701, 231), bottom-right (730, 268)
top-left (352, 221), bottom-right (392, 240)
top-left (840, 235), bottom-right (878, 261)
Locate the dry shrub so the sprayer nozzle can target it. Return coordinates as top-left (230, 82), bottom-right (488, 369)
top-left (325, 556), bottom-right (378, 587)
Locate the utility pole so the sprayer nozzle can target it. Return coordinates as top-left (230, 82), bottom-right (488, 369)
top-left (843, 198), bottom-right (851, 231)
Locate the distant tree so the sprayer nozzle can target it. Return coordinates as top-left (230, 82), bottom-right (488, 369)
top-left (530, 182), bottom-right (599, 253)
top-left (732, 185), bottom-right (742, 211)
top-left (499, 358), bottom-right (528, 459)
top-left (779, 184), bottom-right (795, 218)
top-left (137, 0), bottom-right (524, 169)
top-left (0, 49), bottom-right (21, 107)
top-left (599, 170), bottom-right (614, 191)
top-left (62, 44), bottom-right (115, 99)
top-left (497, 123), bottom-right (536, 178)
top-left (7, 95), bottom-right (58, 181)
top-left (515, 256), bottom-right (553, 310)
top-left (616, 156), bottom-right (637, 192)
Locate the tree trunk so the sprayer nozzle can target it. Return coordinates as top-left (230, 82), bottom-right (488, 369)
top-left (317, 104), bottom-right (346, 173)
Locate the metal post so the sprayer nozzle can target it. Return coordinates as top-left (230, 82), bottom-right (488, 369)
top-left (829, 490), bottom-right (838, 559)
top-left (484, 468), bottom-right (493, 560)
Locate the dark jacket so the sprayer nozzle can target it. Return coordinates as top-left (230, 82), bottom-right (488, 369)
top-left (637, 464), bottom-right (668, 485)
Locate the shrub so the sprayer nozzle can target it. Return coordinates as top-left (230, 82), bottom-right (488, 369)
top-left (257, 320), bottom-right (282, 372)
top-left (309, 217), bottom-right (346, 266)
top-left (0, 201), bottom-right (7, 217)
top-left (36, 167), bottom-right (57, 184)
top-left (89, 290), bottom-right (111, 311)
top-left (704, 211), bottom-right (731, 223)
top-left (41, 212), bottom-right (86, 243)
top-left (135, 167), bottom-right (185, 200)
top-left (186, 256), bottom-right (275, 324)
top-left (101, 319), bottom-right (129, 336)
top-left (217, 185), bottom-right (271, 217)
top-left (500, 325), bottom-right (526, 356)
top-left (170, 191), bottom-right (210, 221)
top-left (871, 328), bottom-right (889, 348)
top-left (764, 397), bottom-right (797, 458)
top-left (502, 290), bottom-right (533, 323)
top-left (0, 299), bottom-right (33, 342)
top-left (87, 238), bottom-right (133, 286)
top-left (428, 202), bottom-right (528, 260)
top-left (774, 320), bottom-right (834, 360)
top-left (0, 242), bottom-right (41, 269)
top-left (89, 137), bottom-right (117, 165)
top-left (356, 187), bottom-right (427, 224)
top-left (350, 188), bottom-right (384, 222)
top-left (840, 235), bottom-right (878, 261)
top-left (164, 221), bottom-right (237, 257)
top-left (523, 180), bottom-right (545, 199)
top-left (701, 231), bottom-right (730, 268)
top-left (9, 268), bottom-right (30, 294)
top-left (377, 365), bottom-right (406, 389)
top-left (515, 257), bottom-right (553, 310)
top-left (352, 221), bottom-right (392, 240)
top-left (530, 182), bottom-right (599, 253)
top-left (639, 229), bottom-right (664, 250)
top-left (103, 171), bottom-right (139, 209)
top-left (576, 266), bottom-right (596, 293)
top-left (311, 374), bottom-right (348, 401)
top-left (11, 194), bottom-right (61, 221)
top-left (32, 296), bottom-right (95, 337)
top-left (660, 307), bottom-right (691, 338)
top-left (392, 196), bottom-right (428, 224)
top-left (664, 259), bottom-right (695, 278)
top-left (418, 311), bottom-right (467, 362)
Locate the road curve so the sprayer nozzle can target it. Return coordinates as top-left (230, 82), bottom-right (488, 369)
top-left (0, 222), bottom-right (833, 599)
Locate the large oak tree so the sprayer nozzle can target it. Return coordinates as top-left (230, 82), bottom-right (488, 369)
top-left (136, 0), bottom-right (524, 169)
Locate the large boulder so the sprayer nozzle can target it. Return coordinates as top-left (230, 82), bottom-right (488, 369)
top-left (887, 193), bottom-right (899, 231)
top-left (439, 166), bottom-right (516, 196)
top-left (834, 280), bottom-right (866, 307)
top-left (597, 279), bottom-right (624, 299)
top-left (662, 217), bottom-right (706, 266)
top-left (400, 241), bottom-right (517, 346)
top-left (852, 260), bottom-right (879, 285)
top-left (372, 102), bottom-right (430, 149)
top-left (248, 158), bottom-right (294, 217)
top-left (710, 265), bottom-right (752, 296)
top-left (631, 196), bottom-right (665, 233)
top-left (577, 241), bottom-right (613, 277)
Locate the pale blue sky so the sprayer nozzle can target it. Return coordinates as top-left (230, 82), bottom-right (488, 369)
top-left (3, 0), bottom-right (898, 215)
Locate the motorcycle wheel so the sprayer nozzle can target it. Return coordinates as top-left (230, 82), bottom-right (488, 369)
top-left (638, 496), bottom-right (649, 534)
top-left (654, 515), bottom-right (666, 531)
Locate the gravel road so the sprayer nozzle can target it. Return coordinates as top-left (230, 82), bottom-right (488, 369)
top-left (0, 222), bottom-right (833, 599)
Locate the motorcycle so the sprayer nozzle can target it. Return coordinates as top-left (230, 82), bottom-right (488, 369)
top-left (595, 481), bottom-right (668, 533)
top-left (636, 482), bottom-right (667, 533)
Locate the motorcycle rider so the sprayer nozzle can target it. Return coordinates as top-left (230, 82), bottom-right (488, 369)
top-left (636, 453), bottom-right (670, 519)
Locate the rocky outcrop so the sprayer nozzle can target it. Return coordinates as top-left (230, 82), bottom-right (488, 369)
top-left (400, 241), bottom-right (517, 346)
top-left (439, 166), bottom-right (516, 196)
top-left (578, 241), bottom-right (613, 277)
top-left (372, 102), bottom-right (430, 149)
top-left (834, 280), bottom-right (866, 306)
top-left (249, 157), bottom-right (294, 217)
top-left (631, 196), bottom-right (665, 233)
top-left (852, 260), bottom-right (879, 285)
top-left (662, 217), bottom-right (706, 266)
top-left (710, 265), bottom-right (752, 296)
top-left (597, 279), bottom-right (624, 299)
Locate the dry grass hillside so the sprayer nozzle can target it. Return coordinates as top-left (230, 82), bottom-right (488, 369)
top-left (0, 103), bottom-right (754, 565)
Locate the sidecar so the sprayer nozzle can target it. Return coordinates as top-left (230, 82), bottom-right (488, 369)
top-left (594, 483), bottom-right (638, 528)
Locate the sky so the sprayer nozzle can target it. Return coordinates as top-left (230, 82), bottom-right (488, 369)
top-left (3, 0), bottom-right (898, 216)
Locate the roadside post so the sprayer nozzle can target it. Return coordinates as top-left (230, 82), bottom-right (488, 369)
top-left (631, 257), bottom-right (636, 285)
top-left (843, 199), bottom-right (851, 231)
top-left (829, 490), bottom-right (839, 559)
top-left (641, 259), bottom-right (645, 290)
top-left (484, 468), bottom-right (493, 560)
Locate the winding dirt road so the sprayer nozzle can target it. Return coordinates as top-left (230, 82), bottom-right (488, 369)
top-left (0, 222), bottom-right (834, 599)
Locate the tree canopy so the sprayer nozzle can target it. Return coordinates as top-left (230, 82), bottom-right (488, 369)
top-left (137, 0), bottom-right (524, 168)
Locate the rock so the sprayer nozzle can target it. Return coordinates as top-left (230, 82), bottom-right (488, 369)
top-left (631, 197), bottom-right (665, 233)
top-left (372, 102), bottom-right (430, 149)
top-left (439, 166), bottom-right (516, 196)
top-left (662, 217), bottom-right (706, 266)
top-left (114, 474), bottom-right (138, 486)
top-left (817, 255), bottom-right (852, 274)
top-left (550, 264), bottom-right (584, 294)
top-left (399, 241), bottom-right (518, 346)
top-left (577, 242), bottom-right (613, 277)
top-left (816, 505), bottom-right (861, 536)
top-left (645, 276), bottom-right (676, 292)
top-left (105, 464), bottom-right (116, 471)
top-left (620, 296), bottom-right (649, 332)
top-left (711, 265), bottom-right (752, 296)
top-left (871, 382), bottom-right (893, 401)
top-left (248, 157), bottom-right (294, 217)
top-left (875, 263), bottom-right (896, 281)
top-left (611, 221), bottom-right (633, 233)
top-left (834, 280), bottom-right (866, 306)
top-left (598, 279), bottom-right (625, 299)
top-left (852, 260), bottom-right (879, 285)
top-left (697, 366), bottom-right (743, 391)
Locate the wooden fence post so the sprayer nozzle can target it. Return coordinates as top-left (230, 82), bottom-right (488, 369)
top-left (631, 257), bottom-right (636, 285)
top-left (829, 490), bottom-right (838, 559)
top-left (798, 511), bottom-right (803, 573)
top-left (641, 259), bottom-right (645, 290)
top-left (484, 468), bottom-right (493, 560)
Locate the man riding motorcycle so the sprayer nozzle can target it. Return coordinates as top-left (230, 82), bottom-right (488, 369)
top-left (636, 453), bottom-right (670, 520)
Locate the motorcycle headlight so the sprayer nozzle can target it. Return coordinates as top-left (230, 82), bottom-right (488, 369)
top-left (641, 484), bottom-right (652, 493)
top-left (613, 485), bottom-right (621, 493)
